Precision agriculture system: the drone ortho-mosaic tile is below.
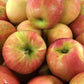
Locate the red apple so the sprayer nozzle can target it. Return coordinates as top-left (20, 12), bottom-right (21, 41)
top-left (0, 20), bottom-right (16, 64)
top-left (27, 75), bottom-right (63, 84)
top-left (43, 23), bottom-right (73, 44)
top-left (6, 0), bottom-right (28, 25)
top-left (76, 33), bottom-right (84, 45)
top-left (26, 0), bottom-right (63, 29)
top-left (69, 72), bottom-right (84, 84)
top-left (17, 20), bottom-right (42, 35)
top-left (2, 31), bottom-right (47, 74)
top-left (0, 0), bottom-right (8, 20)
top-left (69, 15), bottom-right (84, 38)
top-left (59, 0), bottom-right (80, 25)
top-left (47, 38), bottom-right (84, 82)
top-left (0, 65), bottom-right (20, 84)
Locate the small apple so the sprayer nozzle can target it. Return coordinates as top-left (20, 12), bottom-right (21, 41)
top-left (69, 72), bottom-right (84, 84)
top-left (17, 20), bottom-right (42, 35)
top-left (0, 65), bottom-right (20, 84)
top-left (2, 31), bottom-right (47, 74)
top-left (27, 75), bottom-right (63, 84)
top-left (43, 23), bottom-right (73, 44)
top-left (59, 0), bottom-right (80, 25)
top-left (47, 38), bottom-right (84, 82)
top-left (6, 0), bottom-right (27, 24)
top-left (26, 0), bottom-right (63, 29)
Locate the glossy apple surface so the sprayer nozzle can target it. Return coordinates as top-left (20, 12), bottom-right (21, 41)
top-left (0, 65), bottom-right (20, 84)
top-left (2, 31), bottom-right (46, 74)
top-left (6, 0), bottom-right (27, 24)
top-left (26, 0), bottom-right (63, 29)
top-left (17, 20), bottom-right (42, 35)
top-left (27, 75), bottom-right (63, 84)
top-left (47, 38), bottom-right (84, 82)
top-left (60, 0), bottom-right (80, 25)
top-left (43, 23), bottom-right (73, 44)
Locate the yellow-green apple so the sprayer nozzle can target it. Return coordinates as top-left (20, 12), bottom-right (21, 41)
top-left (27, 75), bottom-right (63, 84)
top-left (6, 0), bottom-right (27, 25)
top-left (0, 65), bottom-right (20, 84)
top-left (0, 20), bottom-right (16, 64)
top-left (17, 20), bottom-right (42, 35)
top-left (69, 72), bottom-right (84, 84)
top-left (47, 38), bottom-right (84, 82)
top-left (69, 0), bottom-right (84, 38)
top-left (0, 0), bottom-right (8, 20)
top-left (2, 31), bottom-right (47, 74)
top-left (26, 0), bottom-right (63, 29)
top-left (43, 23), bottom-right (73, 44)
top-left (59, 0), bottom-right (80, 25)
top-left (76, 33), bottom-right (84, 45)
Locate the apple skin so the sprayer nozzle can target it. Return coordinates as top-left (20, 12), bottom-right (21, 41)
top-left (26, 0), bottom-right (63, 29)
top-left (17, 20), bottom-right (42, 35)
top-left (0, 0), bottom-right (8, 20)
top-left (46, 38), bottom-right (84, 82)
top-left (27, 75), bottom-right (63, 84)
top-left (0, 65), bottom-right (20, 84)
top-left (43, 23), bottom-right (73, 44)
top-left (69, 0), bottom-right (84, 38)
top-left (6, 0), bottom-right (27, 25)
top-left (0, 20), bottom-right (16, 64)
top-left (59, 0), bottom-right (80, 25)
top-left (69, 72), bottom-right (84, 84)
top-left (76, 33), bottom-right (84, 45)
top-left (69, 15), bottom-right (84, 38)
top-left (2, 31), bottom-right (47, 74)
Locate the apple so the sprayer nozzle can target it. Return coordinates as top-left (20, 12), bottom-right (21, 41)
top-left (69, 15), bottom-right (84, 38)
top-left (6, 0), bottom-right (27, 25)
top-left (46, 38), bottom-right (84, 82)
top-left (26, 0), bottom-right (63, 29)
top-left (43, 23), bottom-right (73, 44)
top-left (69, 72), bottom-right (84, 84)
top-left (0, 65), bottom-right (20, 84)
top-left (59, 0), bottom-right (80, 25)
top-left (27, 75), bottom-right (63, 84)
top-left (2, 31), bottom-right (47, 74)
top-left (17, 20), bottom-right (42, 35)
top-left (0, 0), bottom-right (8, 20)
top-left (69, 0), bottom-right (84, 38)
top-left (76, 33), bottom-right (84, 45)
top-left (0, 20), bottom-right (16, 64)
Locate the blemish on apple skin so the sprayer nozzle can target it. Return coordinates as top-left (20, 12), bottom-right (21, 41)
top-left (3, 79), bottom-right (9, 84)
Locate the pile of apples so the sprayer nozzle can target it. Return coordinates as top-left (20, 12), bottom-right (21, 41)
top-left (1, 0), bottom-right (84, 84)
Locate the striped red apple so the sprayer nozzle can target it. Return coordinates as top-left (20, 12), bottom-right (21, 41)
top-left (2, 31), bottom-right (47, 74)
